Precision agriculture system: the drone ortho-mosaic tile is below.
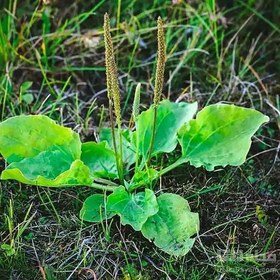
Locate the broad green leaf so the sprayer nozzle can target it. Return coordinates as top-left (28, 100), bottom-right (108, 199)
top-left (1, 159), bottom-right (92, 187)
top-left (178, 104), bottom-right (269, 171)
top-left (0, 115), bottom-right (80, 163)
top-left (100, 128), bottom-right (136, 171)
top-left (135, 99), bottom-right (197, 159)
top-left (80, 194), bottom-right (115, 222)
top-left (0, 115), bottom-right (92, 187)
top-left (81, 141), bottom-right (118, 179)
top-left (4, 146), bottom-right (74, 180)
top-left (141, 193), bottom-right (199, 256)
top-left (107, 186), bottom-right (158, 231)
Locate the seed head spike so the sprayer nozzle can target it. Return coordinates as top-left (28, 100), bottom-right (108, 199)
top-left (103, 13), bottom-right (122, 127)
top-left (103, 13), bottom-right (124, 184)
top-left (104, 13), bottom-right (113, 100)
top-left (153, 17), bottom-right (166, 105)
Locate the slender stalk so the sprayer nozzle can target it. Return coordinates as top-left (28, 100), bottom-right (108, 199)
top-left (159, 158), bottom-right (185, 176)
top-left (108, 101), bottom-right (121, 179)
top-left (147, 17), bottom-right (166, 165)
top-left (132, 83), bottom-right (141, 171)
top-left (147, 106), bottom-right (158, 164)
top-left (129, 158), bottom-right (185, 192)
top-left (132, 83), bottom-right (141, 123)
top-left (117, 128), bottom-right (124, 184)
top-left (89, 182), bottom-right (116, 192)
top-left (94, 178), bottom-right (118, 186)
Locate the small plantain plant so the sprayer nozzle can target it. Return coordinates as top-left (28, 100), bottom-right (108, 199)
top-left (0, 14), bottom-right (269, 256)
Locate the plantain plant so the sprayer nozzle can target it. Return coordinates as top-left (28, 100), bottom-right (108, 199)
top-left (0, 14), bottom-right (269, 256)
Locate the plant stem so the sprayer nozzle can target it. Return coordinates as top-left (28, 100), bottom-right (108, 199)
top-left (129, 157), bottom-right (185, 192)
top-left (117, 127), bottom-right (124, 184)
top-left (89, 182), bottom-right (116, 192)
top-left (147, 105), bottom-right (157, 165)
top-left (94, 178), bottom-right (118, 186)
top-left (133, 83), bottom-right (141, 172)
top-left (108, 101), bottom-right (122, 183)
top-left (159, 158), bottom-right (185, 176)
